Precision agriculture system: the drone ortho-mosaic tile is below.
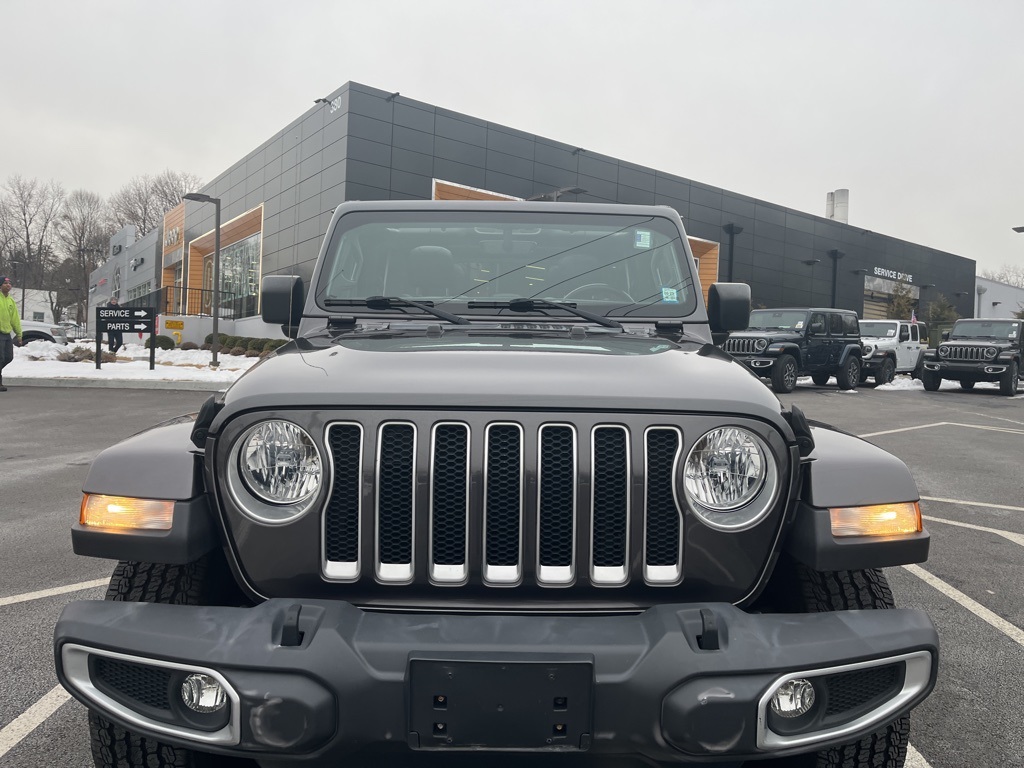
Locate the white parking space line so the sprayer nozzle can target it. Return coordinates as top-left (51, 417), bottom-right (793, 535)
top-left (906, 743), bottom-right (934, 768)
top-left (903, 564), bottom-right (1024, 648)
top-left (923, 514), bottom-right (1024, 547)
top-left (859, 421), bottom-right (1024, 438)
top-left (0, 578), bottom-right (108, 608)
top-left (0, 686), bottom-right (70, 759)
top-left (920, 496), bottom-right (1024, 514)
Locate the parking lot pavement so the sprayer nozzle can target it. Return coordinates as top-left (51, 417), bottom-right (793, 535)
top-left (0, 383), bottom-right (1021, 767)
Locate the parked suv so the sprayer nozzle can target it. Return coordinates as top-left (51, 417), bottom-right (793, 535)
top-left (921, 317), bottom-right (1024, 396)
top-left (859, 319), bottom-right (928, 385)
top-left (55, 202), bottom-right (936, 768)
top-left (722, 307), bottom-right (864, 393)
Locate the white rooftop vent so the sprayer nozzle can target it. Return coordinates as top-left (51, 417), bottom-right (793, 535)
top-left (826, 189), bottom-right (849, 224)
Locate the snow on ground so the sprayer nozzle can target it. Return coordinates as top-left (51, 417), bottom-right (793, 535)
top-left (5, 340), bottom-right (259, 384)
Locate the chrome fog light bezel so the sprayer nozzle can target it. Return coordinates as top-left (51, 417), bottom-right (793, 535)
top-left (60, 643), bottom-right (240, 746)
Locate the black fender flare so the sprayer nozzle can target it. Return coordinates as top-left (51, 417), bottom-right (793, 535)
top-left (72, 417), bottom-right (218, 564)
top-left (837, 344), bottom-right (863, 366)
top-left (784, 425), bottom-right (929, 570)
top-left (768, 343), bottom-right (803, 366)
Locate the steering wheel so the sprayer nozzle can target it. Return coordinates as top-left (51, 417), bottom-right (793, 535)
top-left (563, 283), bottom-right (635, 302)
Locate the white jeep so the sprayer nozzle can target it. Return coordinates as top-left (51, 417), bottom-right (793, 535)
top-left (859, 319), bottom-right (927, 384)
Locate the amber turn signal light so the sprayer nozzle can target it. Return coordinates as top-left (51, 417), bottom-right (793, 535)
top-left (80, 494), bottom-right (174, 531)
top-left (829, 502), bottom-right (922, 538)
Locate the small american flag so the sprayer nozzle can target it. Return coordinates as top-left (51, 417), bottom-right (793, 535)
top-left (911, 309), bottom-right (917, 324)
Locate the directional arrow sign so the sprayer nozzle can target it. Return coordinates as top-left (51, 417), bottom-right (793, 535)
top-left (132, 323), bottom-right (150, 331)
top-left (132, 309), bottom-right (153, 319)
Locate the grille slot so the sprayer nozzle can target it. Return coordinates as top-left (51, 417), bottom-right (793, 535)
top-left (321, 416), bottom-right (702, 590)
top-left (430, 423), bottom-right (469, 583)
top-left (376, 422), bottom-right (416, 582)
top-left (484, 423), bottom-right (524, 584)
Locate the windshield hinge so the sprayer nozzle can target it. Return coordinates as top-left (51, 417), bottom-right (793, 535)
top-left (327, 315), bottom-right (356, 329)
top-left (655, 320), bottom-right (684, 333)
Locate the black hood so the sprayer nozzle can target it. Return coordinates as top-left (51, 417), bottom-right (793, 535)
top-left (219, 330), bottom-right (785, 424)
top-left (728, 330), bottom-right (803, 344)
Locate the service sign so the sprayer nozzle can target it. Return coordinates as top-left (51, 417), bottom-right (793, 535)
top-left (96, 306), bottom-right (156, 334)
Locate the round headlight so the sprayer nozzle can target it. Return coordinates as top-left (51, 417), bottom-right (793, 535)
top-left (682, 427), bottom-right (778, 531)
top-left (754, 338), bottom-right (768, 352)
top-left (985, 347), bottom-right (997, 359)
top-left (239, 421), bottom-right (322, 506)
top-left (938, 345), bottom-right (949, 357)
top-left (862, 344), bottom-right (874, 357)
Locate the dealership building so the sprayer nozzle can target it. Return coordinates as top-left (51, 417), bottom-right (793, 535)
top-left (90, 81), bottom-right (985, 343)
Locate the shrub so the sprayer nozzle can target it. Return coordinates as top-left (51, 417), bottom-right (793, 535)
top-left (245, 348), bottom-right (261, 357)
top-left (230, 346), bottom-right (247, 356)
top-left (145, 335), bottom-right (177, 350)
top-left (57, 346), bottom-right (96, 363)
top-left (247, 338), bottom-right (265, 351)
top-left (200, 342), bottom-right (212, 351)
top-left (180, 341), bottom-right (199, 351)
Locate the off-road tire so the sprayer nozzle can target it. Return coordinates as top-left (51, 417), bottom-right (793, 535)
top-left (835, 356), bottom-right (861, 390)
top-left (771, 354), bottom-right (799, 393)
top-left (89, 555), bottom-right (252, 768)
top-left (1000, 361), bottom-right (1019, 397)
top-left (875, 357), bottom-right (896, 386)
top-left (921, 370), bottom-right (942, 392)
top-left (811, 372), bottom-right (831, 386)
top-left (758, 558), bottom-right (911, 768)
top-left (959, 380), bottom-right (975, 391)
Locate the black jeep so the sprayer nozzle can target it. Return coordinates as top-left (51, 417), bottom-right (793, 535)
top-left (921, 317), bottom-right (1024, 396)
top-left (722, 307), bottom-right (864, 393)
top-left (55, 202), bottom-right (935, 768)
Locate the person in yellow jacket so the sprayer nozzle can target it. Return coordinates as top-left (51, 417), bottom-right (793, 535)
top-left (0, 275), bottom-right (22, 392)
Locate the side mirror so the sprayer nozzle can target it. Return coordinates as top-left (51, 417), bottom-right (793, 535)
top-left (262, 275), bottom-right (304, 338)
top-left (941, 331), bottom-right (950, 341)
top-left (809, 322), bottom-right (825, 335)
top-left (707, 283), bottom-right (750, 333)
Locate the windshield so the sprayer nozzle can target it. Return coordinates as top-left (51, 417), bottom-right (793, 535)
top-left (314, 210), bottom-right (697, 319)
top-left (950, 320), bottom-right (1021, 341)
top-left (860, 321), bottom-right (898, 338)
top-left (746, 309), bottom-right (809, 331)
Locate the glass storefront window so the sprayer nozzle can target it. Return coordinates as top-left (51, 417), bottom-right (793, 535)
top-left (216, 233), bottom-right (261, 318)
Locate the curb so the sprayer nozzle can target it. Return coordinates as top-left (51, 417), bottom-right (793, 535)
top-left (3, 377), bottom-right (229, 392)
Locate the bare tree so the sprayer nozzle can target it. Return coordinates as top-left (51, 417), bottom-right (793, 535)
top-left (0, 175), bottom-right (65, 291)
top-left (982, 264), bottom-right (1024, 288)
top-left (57, 189), bottom-right (112, 322)
top-left (108, 170), bottom-right (203, 237)
top-left (151, 169), bottom-right (203, 211)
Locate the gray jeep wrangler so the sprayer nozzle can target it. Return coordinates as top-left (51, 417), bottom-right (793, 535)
top-left (55, 202), bottom-right (937, 768)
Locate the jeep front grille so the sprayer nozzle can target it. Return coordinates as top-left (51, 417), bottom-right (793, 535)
top-left (944, 345), bottom-right (989, 361)
top-left (723, 337), bottom-right (759, 355)
top-left (323, 419), bottom-right (685, 588)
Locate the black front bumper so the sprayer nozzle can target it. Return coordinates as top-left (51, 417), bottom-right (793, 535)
top-left (55, 600), bottom-right (937, 766)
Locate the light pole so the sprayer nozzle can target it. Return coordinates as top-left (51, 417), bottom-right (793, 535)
top-left (828, 249), bottom-right (845, 308)
top-left (527, 186), bottom-right (587, 202)
top-left (183, 193), bottom-right (222, 367)
top-left (722, 222), bottom-right (744, 283)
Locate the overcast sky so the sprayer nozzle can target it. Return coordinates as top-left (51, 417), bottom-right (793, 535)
top-left (4, 0), bottom-right (1022, 274)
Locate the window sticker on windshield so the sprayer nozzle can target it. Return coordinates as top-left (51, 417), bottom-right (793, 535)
top-left (795, 321), bottom-right (804, 329)
top-left (887, 329), bottom-right (896, 336)
top-left (661, 287), bottom-right (679, 303)
top-left (635, 230), bottom-right (651, 249)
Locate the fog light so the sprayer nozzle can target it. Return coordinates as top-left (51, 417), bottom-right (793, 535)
top-left (769, 678), bottom-right (815, 718)
top-left (181, 673), bottom-right (228, 713)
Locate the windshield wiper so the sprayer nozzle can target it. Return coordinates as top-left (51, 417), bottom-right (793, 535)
top-left (468, 298), bottom-right (623, 329)
top-left (325, 296), bottom-right (470, 325)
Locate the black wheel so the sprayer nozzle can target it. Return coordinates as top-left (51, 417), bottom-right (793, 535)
top-left (756, 557), bottom-right (911, 768)
top-left (835, 356), bottom-right (861, 390)
top-left (771, 354), bottom-right (798, 393)
top-left (810, 372), bottom-right (830, 386)
top-left (921, 370), bottom-right (942, 391)
top-left (1000, 361), bottom-right (1020, 396)
top-left (89, 555), bottom-right (252, 768)
top-left (22, 332), bottom-right (54, 344)
top-left (875, 357), bottom-right (896, 386)
top-left (959, 379), bottom-right (975, 391)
